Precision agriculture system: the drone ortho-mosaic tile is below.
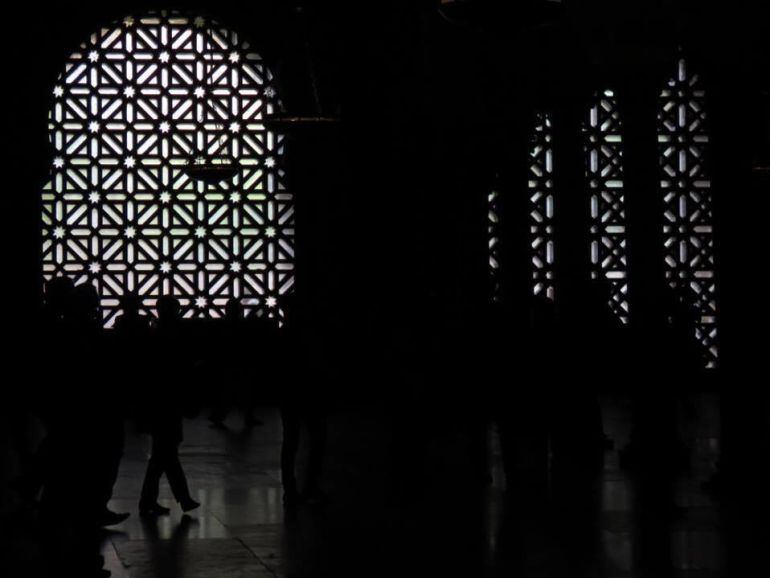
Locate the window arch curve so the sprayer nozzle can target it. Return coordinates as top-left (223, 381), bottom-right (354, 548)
top-left (41, 11), bottom-right (294, 326)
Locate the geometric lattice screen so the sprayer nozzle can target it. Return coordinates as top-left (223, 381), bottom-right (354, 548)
top-left (42, 12), bottom-right (293, 327)
top-left (528, 112), bottom-right (556, 300)
top-left (582, 89), bottom-right (630, 323)
top-left (658, 57), bottom-right (718, 367)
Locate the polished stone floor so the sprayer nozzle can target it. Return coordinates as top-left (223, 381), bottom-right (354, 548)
top-left (2, 396), bottom-right (733, 577)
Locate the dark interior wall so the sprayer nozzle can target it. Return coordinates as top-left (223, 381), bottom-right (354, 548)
top-left (5, 1), bottom-right (768, 399)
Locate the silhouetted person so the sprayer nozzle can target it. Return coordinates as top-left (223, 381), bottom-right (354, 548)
top-left (622, 286), bottom-right (701, 478)
top-left (113, 291), bottom-right (151, 336)
top-left (279, 295), bottom-right (327, 507)
top-left (12, 277), bottom-right (75, 505)
top-left (138, 296), bottom-right (200, 517)
top-left (208, 298), bottom-right (262, 428)
top-left (39, 282), bottom-right (130, 528)
top-left (496, 295), bottom-right (554, 501)
top-left (33, 283), bottom-right (121, 578)
top-left (553, 278), bottom-right (621, 469)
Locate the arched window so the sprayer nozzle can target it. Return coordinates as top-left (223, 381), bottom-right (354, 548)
top-left (583, 89), bottom-right (629, 322)
top-left (658, 57), bottom-right (718, 366)
top-left (42, 12), bottom-right (293, 326)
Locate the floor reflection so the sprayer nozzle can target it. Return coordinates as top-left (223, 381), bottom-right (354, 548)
top-left (82, 396), bottom-right (729, 577)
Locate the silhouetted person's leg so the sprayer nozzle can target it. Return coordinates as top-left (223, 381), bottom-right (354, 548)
top-left (140, 434), bottom-right (197, 515)
top-left (15, 432), bottom-right (49, 504)
top-left (139, 436), bottom-right (166, 514)
top-left (280, 405), bottom-right (301, 504)
top-left (94, 418), bottom-right (124, 515)
top-left (497, 395), bottom-right (549, 505)
top-left (163, 445), bottom-right (194, 508)
top-left (242, 388), bottom-right (262, 428)
top-left (304, 409), bottom-right (327, 502)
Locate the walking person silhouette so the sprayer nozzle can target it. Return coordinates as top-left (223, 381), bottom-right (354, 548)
top-left (138, 296), bottom-right (200, 517)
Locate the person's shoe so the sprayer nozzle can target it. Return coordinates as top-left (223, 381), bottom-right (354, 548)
top-left (97, 509), bottom-right (130, 526)
top-left (139, 502), bottom-right (171, 517)
top-left (179, 498), bottom-right (200, 513)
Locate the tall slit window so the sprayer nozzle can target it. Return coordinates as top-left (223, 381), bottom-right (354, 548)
top-left (583, 89), bottom-right (630, 323)
top-left (42, 12), bottom-right (294, 326)
top-left (528, 112), bottom-right (556, 300)
top-left (658, 57), bottom-right (719, 367)
top-left (487, 112), bottom-right (556, 302)
top-left (488, 189), bottom-right (502, 301)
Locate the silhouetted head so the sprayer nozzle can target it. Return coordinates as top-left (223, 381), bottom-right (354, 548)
top-left (119, 292), bottom-right (143, 319)
top-left (43, 276), bottom-right (75, 319)
top-left (68, 282), bottom-right (100, 325)
top-left (157, 295), bottom-right (181, 324)
top-left (225, 298), bottom-right (244, 321)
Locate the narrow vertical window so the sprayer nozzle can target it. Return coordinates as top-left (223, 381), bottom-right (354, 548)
top-left (658, 57), bottom-right (718, 367)
top-left (487, 113), bottom-right (556, 302)
top-left (488, 189), bottom-right (501, 301)
top-left (583, 90), bottom-right (630, 322)
top-left (528, 112), bottom-right (556, 300)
